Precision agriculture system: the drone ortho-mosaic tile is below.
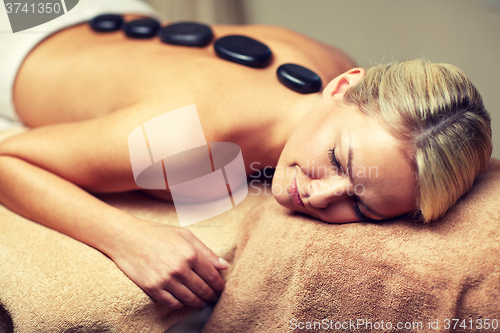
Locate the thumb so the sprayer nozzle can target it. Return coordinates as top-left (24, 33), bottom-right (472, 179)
top-left (186, 232), bottom-right (230, 270)
top-left (216, 256), bottom-right (230, 270)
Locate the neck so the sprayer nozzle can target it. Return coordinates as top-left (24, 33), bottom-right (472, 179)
top-left (241, 92), bottom-right (324, 170)
top-left (278, 92), bottom-right (324, 143)
top-left (259, 92), bottom-right (323, 168)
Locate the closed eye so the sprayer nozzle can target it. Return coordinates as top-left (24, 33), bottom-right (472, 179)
top-left (353, 197), bottom-right (368, 222)
top-left (328, 147), bottom-right (343, 173)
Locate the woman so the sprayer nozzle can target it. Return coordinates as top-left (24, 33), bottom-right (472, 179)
top-left (0, 9), bottom-right (492, 310)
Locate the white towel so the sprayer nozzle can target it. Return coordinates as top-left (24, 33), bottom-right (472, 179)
top-left (0, 0), bottom-right (160, 122)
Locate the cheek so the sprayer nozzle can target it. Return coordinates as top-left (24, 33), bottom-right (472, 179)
top-left (284, 127), bottom-right (326, 163)
top-left (320, 204), bottom-right (359, 223)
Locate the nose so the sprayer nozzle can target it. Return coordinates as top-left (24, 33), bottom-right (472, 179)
top-left (308, 177), bottom-right (352, 209)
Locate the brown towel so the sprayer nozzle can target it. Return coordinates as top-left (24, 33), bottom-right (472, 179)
top-left (203, 159), bottom-right (500, 333)
top-left (0, 127), bottom-right (267, 333)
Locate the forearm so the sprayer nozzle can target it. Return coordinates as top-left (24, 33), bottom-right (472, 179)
top-left (0, 112), bottom-right (231, 308)
top-left (0, 154), bottom-right (230, 308)
top-left (0, 154), bottom-right (143, 257)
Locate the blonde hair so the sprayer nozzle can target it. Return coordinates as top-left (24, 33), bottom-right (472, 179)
top-left (344, 59), bottom-right (492, 222)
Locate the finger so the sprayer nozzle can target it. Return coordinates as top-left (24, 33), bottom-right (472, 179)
top-left (148, 288), bottom-right (184, 310)
top-left (180, 269), bottom-right (218, 302)
top-left (163, 280), bottom-right (208, 308)
top-left (190, 252), bottom-right (226, 294)
top-left (185, 232), bottom-right (230, 270)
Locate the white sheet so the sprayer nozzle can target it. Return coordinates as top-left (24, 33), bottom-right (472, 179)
top-left (0, 0), bottom-right (159, 122)
top-left (0, 116), bottom-right (21, 132)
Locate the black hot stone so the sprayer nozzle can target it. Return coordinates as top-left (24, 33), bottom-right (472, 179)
top-left (214, 35), bottom-right (272, 68)
top-left (159, 22), bottom-right (213, 47)
top-left (123, 18), bottom-right (161, 39)
top-left (90, 14), bottom-right (124, 33)
top-left (277, 63), bottom-right (322, 94)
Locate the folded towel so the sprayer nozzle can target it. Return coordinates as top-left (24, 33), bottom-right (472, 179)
top-left (203, 159), bottom-right (500, 333)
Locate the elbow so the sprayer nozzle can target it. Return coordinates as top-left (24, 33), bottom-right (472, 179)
top-left (0, 141), bottom-right (11, 159)
top-left (0, 135), bottom-right (20, 158)
top-left (0, 140), bottom-right (6, 156)
top-left (0, 139), bottom-right (26, 181)
top-left (0, 145), bottom-right (21, 199)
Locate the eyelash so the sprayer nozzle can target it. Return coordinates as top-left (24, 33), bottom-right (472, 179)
top-left (329, 147), bottom-right (367, 221)
top-left (328, 147), bottom-right (341, 169)
top-left (353, 198), bottom-right (367, 222)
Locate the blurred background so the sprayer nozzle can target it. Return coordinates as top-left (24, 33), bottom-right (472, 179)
top-left (145, 0), bottom-right (500, 158)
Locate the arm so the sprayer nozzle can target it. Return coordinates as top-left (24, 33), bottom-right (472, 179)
top-left (0, 108), bottom-right (228, 308)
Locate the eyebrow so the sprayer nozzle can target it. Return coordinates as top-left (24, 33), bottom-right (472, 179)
top-left (346, 134), bottom-right (389, 220)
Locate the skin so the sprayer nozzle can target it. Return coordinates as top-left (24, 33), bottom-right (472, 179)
top-left (272, 69), bottom-right (417, 223)
top-left (0, 17), bottom-right (415, 309)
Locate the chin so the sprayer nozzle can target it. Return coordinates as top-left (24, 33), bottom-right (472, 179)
top-left (271, 177), bottom-right (290, 206)
top-left (272, 190), bottom-right (304, 215)
top-left (271, 188), bottom-right (288, 207)
top-left (273, 195), bottom-right (300, 214)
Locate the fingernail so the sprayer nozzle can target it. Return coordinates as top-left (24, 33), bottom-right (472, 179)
top-left (218, 257), bottom-right (229, 267)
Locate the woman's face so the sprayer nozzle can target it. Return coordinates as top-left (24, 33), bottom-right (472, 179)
top-left (273, 83), bottom-right (416, 223)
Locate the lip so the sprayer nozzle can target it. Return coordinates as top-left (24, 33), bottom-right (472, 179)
top-left (290, 169), bottom-right (305, 208)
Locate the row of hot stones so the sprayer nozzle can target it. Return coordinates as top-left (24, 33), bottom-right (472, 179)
top-left (90, 14), bottom-right (322, 94)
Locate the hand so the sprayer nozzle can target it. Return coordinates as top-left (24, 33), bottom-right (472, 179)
top-left (109, 220), bottom-right (229, 309)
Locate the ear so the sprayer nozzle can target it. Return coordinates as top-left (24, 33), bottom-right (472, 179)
top-left (322, 68), bottom-right (365, 100)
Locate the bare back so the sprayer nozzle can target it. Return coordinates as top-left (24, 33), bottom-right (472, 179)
top-left (10, 21), bottom-right (356, 194)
